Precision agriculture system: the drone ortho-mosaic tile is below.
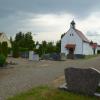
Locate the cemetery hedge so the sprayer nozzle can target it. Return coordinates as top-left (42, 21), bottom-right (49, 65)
top-left (7, 86), bottom-right (100, 100)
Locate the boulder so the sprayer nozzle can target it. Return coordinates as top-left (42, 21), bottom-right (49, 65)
top-left (64, 67), bottom-right (100, 95)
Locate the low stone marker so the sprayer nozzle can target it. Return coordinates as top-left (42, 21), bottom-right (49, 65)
top-left (64, 67), bottom-right (100, 95)
top-left (61, 53), bottom-right (66, 61)
top-left (29, 51), bottom-right (39, 61)
top-left (29, 51), bottom-right (34, 60)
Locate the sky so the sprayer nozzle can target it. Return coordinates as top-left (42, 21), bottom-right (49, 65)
top-left (0, 0), bottom-right (100, 44)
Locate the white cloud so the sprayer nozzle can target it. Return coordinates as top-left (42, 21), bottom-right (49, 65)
top-left (86, 31), bottom-right (100, 36)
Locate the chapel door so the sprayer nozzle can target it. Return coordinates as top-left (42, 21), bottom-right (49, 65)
top-left (67, 48), bottom-right (74, 59)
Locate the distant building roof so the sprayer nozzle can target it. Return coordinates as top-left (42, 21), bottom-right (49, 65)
top-left (0, 33), bottom-right (3, 36)
top-left (90, 43), bottom-right (97, 49)
top-left (0, 32), bottom-right (11, 47)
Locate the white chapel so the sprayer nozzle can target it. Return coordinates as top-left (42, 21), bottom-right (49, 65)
top-left (61, 21), bottom-right (97, 58)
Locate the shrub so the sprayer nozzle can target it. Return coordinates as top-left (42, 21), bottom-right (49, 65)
top-left (0, 54), bottom-right (6, 67)
top-left (97, 50), bottom-right (100, 54)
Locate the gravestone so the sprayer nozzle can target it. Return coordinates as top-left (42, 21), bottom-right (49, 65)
top-left (61, 53), bottom-right (66, 60)
top-left (33, 54), bottom-right (39, 61)
top-left (64, 67), bottom-right (100, 95)
top-left (41, 54), bottom-right (51, 60)
top-left (50, 53), bottom-right (61, 61)
top-left (29, 51), bottom-right (34, 60)
top-left (29, 51), bottom-right (39, 61)
top-left (41, 53), bottom-right (61, 61)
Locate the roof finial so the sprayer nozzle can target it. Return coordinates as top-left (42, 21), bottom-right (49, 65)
top-left (70, 20), bottom-right (75, 29)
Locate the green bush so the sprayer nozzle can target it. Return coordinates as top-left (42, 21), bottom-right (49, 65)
top-left (0, 54), bottom-right (6, 67)
top-left (19, 47), bottom-right (28, 52)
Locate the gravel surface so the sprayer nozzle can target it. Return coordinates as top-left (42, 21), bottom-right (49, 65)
top-left (0, 56), bottom-right (100, 100)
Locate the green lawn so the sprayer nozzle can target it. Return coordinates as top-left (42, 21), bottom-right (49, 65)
top-left (84, 54), bottom-right (100, 59)
top-left (7, 86), bottom-right (100, 100)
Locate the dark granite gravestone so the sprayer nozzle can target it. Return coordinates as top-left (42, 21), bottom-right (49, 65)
top-left (41, 53), bottom-right (61, 61)
top-left (64, 67), bottom-right (100, 95)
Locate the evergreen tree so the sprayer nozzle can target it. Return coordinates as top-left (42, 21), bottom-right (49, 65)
top-left (0, 42), bottom-right (2, 54)
top-left (15, 32), bottom-right (24, 43)
top-left (35, 41), bottom-right (39, 46)
top-left (42, 41), bottom-right (47, 54)
top-left (10, 36), bottom-right (13, 44)
top-left (12, 42), bottom-right (19, 58)
top-left (24, 32), bottom-right (35, 50)
top-left (55, 40), bottom-right (61, 53)
top-left (47, 42), bottom-right (54, 53)
top-left (2, 42), bottom-right (8, 57)
top-left (14, 32), bottom-right (35, 50)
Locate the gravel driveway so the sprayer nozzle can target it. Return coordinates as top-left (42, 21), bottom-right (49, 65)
top-left (0, 56), bottom-right (100, 100)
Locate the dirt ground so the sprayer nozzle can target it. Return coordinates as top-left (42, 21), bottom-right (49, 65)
top-left (0, 56), bottom-right (100, 100)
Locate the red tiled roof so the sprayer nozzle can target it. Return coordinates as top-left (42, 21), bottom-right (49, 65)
top-left (75, 29), bottom-right (89, 43)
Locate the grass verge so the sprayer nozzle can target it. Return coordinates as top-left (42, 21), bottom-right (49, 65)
top-left (84, 54), bottom-right (100, 59)
top-left (7, 86), bottom-right (100, 100)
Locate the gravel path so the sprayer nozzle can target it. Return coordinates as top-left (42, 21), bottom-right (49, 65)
top-left (0, 56), bottom-right (100, 100)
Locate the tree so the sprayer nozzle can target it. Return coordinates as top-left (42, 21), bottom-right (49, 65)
top-left (0, 42), bottom-right (2, 54)
top-left (15, 32), bottom-right (25, 47)
top-left (12, 42), bottom-right (19, 58)
top-left (46, 42), bottom-right (54, 53)
top-left (35, 41), bottom-right (39, 46)
top-left (34, 41), bottom-right (40, 54)
top-left (15, 32), bottom-right (24, 43)
top-left (55, 40), bottom-right (61, 53)
top-left (37, 41), bottom-right (48, 56)
top-left (61, 33), bottom-right (65, 38)
top-left (10, 36), bottom-right (13, 44)
top-left (2, 42), bottom-right (8, 57)
top-left (8, 37), bottom-right (13, 54)
top-left (24, 32), bottom-right (35, 50)
top-left (42, 41), bottom-right (47, 54)
top-left (0, 54), bottom-right (6, 67)
top-left (14, 32), bottom-right (35, 51)
top-left (38, 44), bottom-right (43, 56)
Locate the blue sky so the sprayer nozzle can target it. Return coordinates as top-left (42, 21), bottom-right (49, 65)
top-left (0, 0), bottom-right (100, 43)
